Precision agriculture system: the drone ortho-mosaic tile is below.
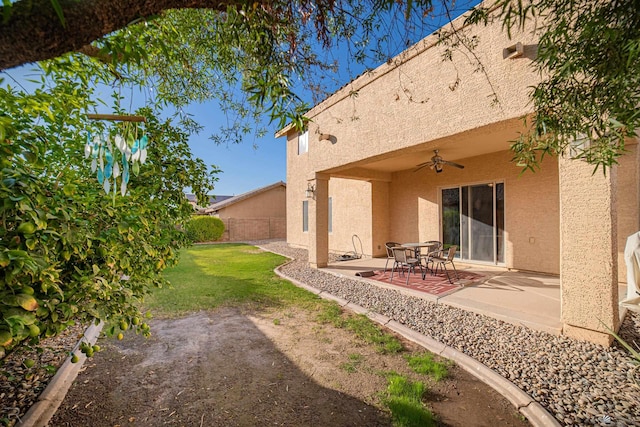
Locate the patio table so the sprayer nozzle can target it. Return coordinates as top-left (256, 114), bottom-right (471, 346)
top-left (402, 242), bottom-right (442, 276)
top-left (402, 242), bottom-right (440, 258)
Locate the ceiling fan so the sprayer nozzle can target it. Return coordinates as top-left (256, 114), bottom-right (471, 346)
top-left (414, 150), bottom-right (465, 173)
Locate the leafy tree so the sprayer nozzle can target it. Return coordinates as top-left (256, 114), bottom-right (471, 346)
top-left (1, 0), bottom-right (441, 358)
top-left (1, 0), bottom-right (436, 358)
top-left (3, 0), bottom-right (635, 172)
top-left (468, 0), bottom-right (640, 172)
top-left (0, 0), bottom-right (455, 132)
top-left (0, 60), bottom-right (216, 358)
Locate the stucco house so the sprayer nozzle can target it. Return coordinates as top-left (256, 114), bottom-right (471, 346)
top-left (276, 11), bottom-right (638, 345)
top-left (203, 181), bottom-right (287, 242)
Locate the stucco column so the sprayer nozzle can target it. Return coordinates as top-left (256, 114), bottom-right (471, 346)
top-left (559, 155), bottom-right (619, 345)
top-left (371, 181), bottom-right (390, 257)
top-left (308, 174), bottom-right (329, 268)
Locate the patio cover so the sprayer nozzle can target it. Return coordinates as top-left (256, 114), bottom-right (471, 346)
top-left (622, 231), bottom-right (640, 313)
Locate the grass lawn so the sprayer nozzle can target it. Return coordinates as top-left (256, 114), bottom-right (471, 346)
top-left (146, 243), bottom-right (320, 316)
top-left (145, 242), bottom-right (444, 426)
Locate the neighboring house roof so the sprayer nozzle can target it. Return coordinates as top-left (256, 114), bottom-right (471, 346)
top-left (204, 181), bottom-right (286, 214)
top-left (208, 195), bottom-right (234, 204)
top-left (185, 194), bottom-right (234, 210)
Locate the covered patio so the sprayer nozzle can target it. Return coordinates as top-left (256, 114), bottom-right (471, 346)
top-left (322, 257), bottom-right (628, 336)
top-left (279, 9), bottom-right (639, 345)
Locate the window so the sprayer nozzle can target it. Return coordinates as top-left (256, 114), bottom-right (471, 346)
top-left (302, 200), bottom-right (308, 232)
top-left (328, 197), bottom-right (333, 233)
top-left (298, 131), bottom-right (308, 154)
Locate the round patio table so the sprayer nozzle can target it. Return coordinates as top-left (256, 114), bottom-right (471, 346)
top-left (402, 242), bottom-right (440, 258)
top-left (402, 242), bottom-right (442, 275)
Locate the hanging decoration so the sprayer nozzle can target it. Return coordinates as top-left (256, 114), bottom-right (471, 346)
top-left (84, 114), bottom-right (149, 201)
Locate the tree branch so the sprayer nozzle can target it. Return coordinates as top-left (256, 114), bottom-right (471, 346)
top-left (0, 0), bottom-right (234, 70)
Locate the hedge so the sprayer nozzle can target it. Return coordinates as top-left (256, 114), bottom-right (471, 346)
top-left (185, 216), bottom-right (225, 242)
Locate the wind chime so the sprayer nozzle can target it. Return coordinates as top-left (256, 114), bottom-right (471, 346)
top-left (84, 114), bottom-right (150, 202)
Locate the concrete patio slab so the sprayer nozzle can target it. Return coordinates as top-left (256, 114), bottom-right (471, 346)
top-left (323, 257), bottom-right (564, 334)
top-left (324, 256), bottom-right (630, 335)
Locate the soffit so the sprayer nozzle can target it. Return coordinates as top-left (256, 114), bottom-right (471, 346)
top-left (324, 118), bottom-right (526, 176)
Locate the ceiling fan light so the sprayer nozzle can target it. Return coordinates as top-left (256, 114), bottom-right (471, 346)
top-left (435, 164), bottom-right (443, 173)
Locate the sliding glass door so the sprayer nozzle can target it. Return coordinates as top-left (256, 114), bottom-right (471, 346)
top-left (441, 183), bottom-right (504, 264)
top-left (442, 188), bottom-right (460, 253)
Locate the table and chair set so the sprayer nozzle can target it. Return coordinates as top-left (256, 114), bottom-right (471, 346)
top-left (383, 241), bottom-right (459, 286)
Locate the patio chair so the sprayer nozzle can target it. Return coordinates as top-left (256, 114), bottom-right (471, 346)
top-left (427, 245), bottom-right (459, 284)
top-left (419, 240), bottom-right (442, 273)
top-left (384, 241), bottom-right (401, 272)
top-left (390, 246), bottom-right (424, 285)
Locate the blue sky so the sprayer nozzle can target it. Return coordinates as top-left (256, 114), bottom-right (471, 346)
top-left (2, 1), bottom-right (478, 196)
top-left (180, 102), bottom-right (287, 196)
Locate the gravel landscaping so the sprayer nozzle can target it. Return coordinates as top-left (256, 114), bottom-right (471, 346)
top-left (0, 323), bottom-right (86, 426)
top-left (256, 240), bottom-right (640, 427)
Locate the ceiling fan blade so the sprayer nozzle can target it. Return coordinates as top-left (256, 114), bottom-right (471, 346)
top-left (443, 160), bottom-right (465, 169)
top-left (413, 163), bottom-right (432, 172)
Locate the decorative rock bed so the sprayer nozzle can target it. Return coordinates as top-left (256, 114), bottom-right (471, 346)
top-left (0, 323), bottom-right (85, 426)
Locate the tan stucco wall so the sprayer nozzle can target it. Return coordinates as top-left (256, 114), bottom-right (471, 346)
top-left (287, 149), bottom-right (562, 273)
top-left (371, 181), bottom-right (391, 257)
top-left (217, 186), bottom-right (286, 220)
top-left (218, 218), bottom-right (286, 242)
top-left (281, 5), bottom-right (640, 344)
top-left (213, 185), bottom-right (287, 242)
top-left (308, 175), bottom-right (330, 267)
top-left (388, 150), bottom-right (560, 273)
top-left (288, 144), bottom-right (637, 277)
top-left (328, 178), bottom-right (374, 257)
top-left (502, 155), bottom-right (560, 274)
top-left (284, 14), bottom-right (556, 269)
top-left (285, 13), bottom-right (541, 253)
top-left (299, 16), bottom-right (540, 174)
top-left (559, 154), bottom-right (620, 345)
top-left (286, 132), bottom-right (311, 249)
top-left (286, 175), bottom-right (378, 256)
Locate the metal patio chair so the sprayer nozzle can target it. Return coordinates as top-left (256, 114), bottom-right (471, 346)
top-left (390, 246), bottom-right (424, 285)
top-left (427, 245), bottom-right (459, 284)
top-left (419, 241), bottom-right (443, 274)
top-left (384, 241), bottom-right (401, 272)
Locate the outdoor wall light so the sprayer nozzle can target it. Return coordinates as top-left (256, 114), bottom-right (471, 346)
top-left (503, 42), bottom-right (524, 59)
top-left (305, 183), bottom-right (316, 198)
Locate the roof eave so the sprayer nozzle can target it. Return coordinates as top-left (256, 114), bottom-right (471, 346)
top-left (275, 123), bottom-right (294, 138)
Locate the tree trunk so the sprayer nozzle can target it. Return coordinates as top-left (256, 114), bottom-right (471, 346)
top-left (0, 0), bottom-right (232, 70)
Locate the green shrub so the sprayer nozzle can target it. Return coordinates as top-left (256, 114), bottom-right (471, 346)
top-left (185, 216), bottom-right (225, 242)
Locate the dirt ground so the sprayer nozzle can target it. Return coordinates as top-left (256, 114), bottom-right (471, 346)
top-left (50, 307), bottom-right (530, 427)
